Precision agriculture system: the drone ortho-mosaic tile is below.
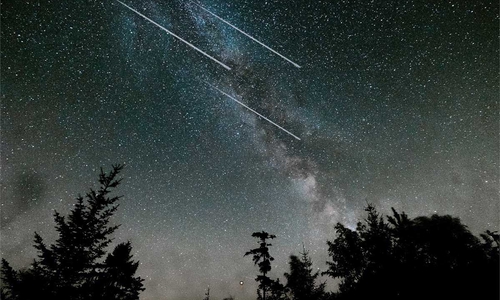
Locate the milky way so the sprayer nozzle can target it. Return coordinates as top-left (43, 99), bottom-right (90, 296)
top-left (1, 1), bottom-right (498, 299)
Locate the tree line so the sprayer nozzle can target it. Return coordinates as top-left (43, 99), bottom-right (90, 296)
top-left (242, 205), bottom-right (499, 300)
top-left (1, 165), bottom-right (498, 300)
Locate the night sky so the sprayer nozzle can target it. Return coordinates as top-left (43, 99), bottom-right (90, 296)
top-left (1, 0), bottom-right (498, 299)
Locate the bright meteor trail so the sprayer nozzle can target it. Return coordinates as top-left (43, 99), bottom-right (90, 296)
top-left (206, 82), bottom-right (301, 141)
top-left (191, 1), bottom-right (302, 69)
top-left (116, 0), bottom-right (231, 70)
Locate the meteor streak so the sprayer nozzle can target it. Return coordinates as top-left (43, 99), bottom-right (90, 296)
top-left (191, 1), bottom-right (301, 69)
top-left (206, 82), bottom-right (301, 141)
top-left (116, 0), bottom-right (231, 70)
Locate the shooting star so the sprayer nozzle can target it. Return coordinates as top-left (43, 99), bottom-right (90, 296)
top-left (116, 0), bottom-right (231, 70)
top-left (206, 82), bottom-right (301, 141)
top-left (191, 1), bottom-right (301, 69)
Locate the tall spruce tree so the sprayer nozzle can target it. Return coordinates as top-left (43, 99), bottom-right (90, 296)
top-left (285, 246), bottom-right (325, 300)
top-left (202, 286), bottom-right (210, 300)
top-left (244, 231), bottom-right (277, 300)
top-left (1, 165), bottom-right (144, 300)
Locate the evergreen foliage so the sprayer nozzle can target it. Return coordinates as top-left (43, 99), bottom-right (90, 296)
top-left (284, 247), bottom-right (326, 300)
top-left (244, 231), bottom-right (277, 300)
top-left (1, 165), bottom-right (144, 300)
top-left (324, 204), bottom-right (499, 300)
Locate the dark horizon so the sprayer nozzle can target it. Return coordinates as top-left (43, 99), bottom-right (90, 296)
top-left (2, 168), bottom-right (498, 299)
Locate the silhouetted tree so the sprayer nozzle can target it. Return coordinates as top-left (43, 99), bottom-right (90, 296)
top-left (479, 230), bottom-right (500, 297)
top-left (93, 241), bottom-right (144, 300)
top-left (285, 246), bottom-right (325, 300)
top-left (1, 256), bottom-right (53, 299)
top-left (1, 259), bottom-right (18, 300)
top-left (323, 224), bottom-right (364, 295)
top-left (324, 204), bottom-right (500, 300)
top-left (1, 165), bottom-right (144, 300)
top-left (203, 286), bottom-right (210, 300)
top-left (267, 278), bottom-right (289, 300)
top-left (244, 231), bottom-right (276, 300)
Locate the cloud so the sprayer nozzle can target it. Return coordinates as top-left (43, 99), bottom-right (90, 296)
top-left (1, 169), bottom-right (47, 229)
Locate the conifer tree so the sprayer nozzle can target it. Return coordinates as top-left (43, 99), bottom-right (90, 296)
top-left (324, 204), bottom-right (500, 300)
top-left (245, 231), bottom-right (276, 300)
top-left (1, 165), bottom-right (144, 300)
top-left (285, 246), bottom-right (325, 300)
top-left (202, 286), bottom-right (210, 300)
top-left (93, 241), bottom-right (144, 300)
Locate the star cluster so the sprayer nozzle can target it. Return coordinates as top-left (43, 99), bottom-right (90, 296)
top-left (1, 0), bottom-right (498, 299)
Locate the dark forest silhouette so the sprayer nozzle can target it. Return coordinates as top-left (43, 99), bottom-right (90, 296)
top-left (242, 206), bottom-right (499, 300)
top-left (322, 205), bottom-right (499, 300)
top-left (1, 165), bottom-right (144, 300)
top-left (1, 166), bottom-right (498, 300)
top-left (243, 232), bottom-right (334, 300)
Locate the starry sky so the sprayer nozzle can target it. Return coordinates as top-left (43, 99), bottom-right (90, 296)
top-left (1, 0), bottom-right (498, 299)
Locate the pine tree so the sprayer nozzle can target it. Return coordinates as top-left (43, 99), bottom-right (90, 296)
top-left (1, 165), bottom-right (144, 300)
top-left (244, 231), bottom-right (276, 300)
top-left (285, 246), bottom-right (325, 300)
top-left (1, 259), bottom-right (18, 300)
top-left (202, 286), bottom-right (210, 300)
